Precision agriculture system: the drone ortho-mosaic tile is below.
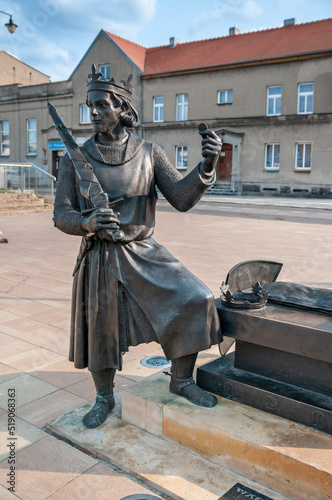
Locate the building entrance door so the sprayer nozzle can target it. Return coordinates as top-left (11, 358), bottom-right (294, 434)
top-left (52, 151), bottom-right (62, 180)
top-left (217, 143), bottom-right (232, 181)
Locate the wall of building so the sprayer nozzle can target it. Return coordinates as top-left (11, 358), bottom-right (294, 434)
top-left (238, 119), bottom-right (332, 194)
top-left (70, 32), bottom-right (142, 139)
top-left (0, 81), bottom-right (73, 170)
top-left (0, 52), bottom-right (50, 86)
top-left (142, 57), bottom-right (332, 122)
top-left (142, 55), bottom-right (332, 194)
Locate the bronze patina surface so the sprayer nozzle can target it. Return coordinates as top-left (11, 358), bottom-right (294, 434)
top-left (50, 65), bottom-right (222, 427)
top-left (198, 260), bottom-right (332, 434)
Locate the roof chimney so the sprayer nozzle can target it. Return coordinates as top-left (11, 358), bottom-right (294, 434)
top-left (229, 26), bottom-right (241, 35)
top-left (284, 18), bottom-right (296, 26)
top-left (169, 37), bottom-right (180, 48)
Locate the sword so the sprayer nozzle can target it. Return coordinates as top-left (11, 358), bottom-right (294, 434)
top-left (47, 102), bottom-right (124, 243)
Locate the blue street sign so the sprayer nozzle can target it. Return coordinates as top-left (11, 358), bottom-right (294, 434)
top-left (48, 142), bottom-right (66, 150)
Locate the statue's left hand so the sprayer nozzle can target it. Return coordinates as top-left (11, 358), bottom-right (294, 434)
top-left (95, 210), bottom-right (123, 242)
top-left (199, 129), bottom-right (222, 174)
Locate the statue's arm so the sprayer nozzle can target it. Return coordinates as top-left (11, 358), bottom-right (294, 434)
top-left (153, 144), bottom-right (216, 212)
top-left (53, 154), bottom-right (86, 236)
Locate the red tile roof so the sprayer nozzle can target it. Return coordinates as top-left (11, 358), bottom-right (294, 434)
top-left (143, 18), bottom-right (332, 75)
top-left (106, 19), bottom-right (332, 77)
top-left (106, 32), bottom-right (146, 71)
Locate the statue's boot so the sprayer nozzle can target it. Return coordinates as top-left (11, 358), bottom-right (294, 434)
top-left (170, 353), bottom-right (217, 407)
top-left (83, 368), bottom-right (116, 428)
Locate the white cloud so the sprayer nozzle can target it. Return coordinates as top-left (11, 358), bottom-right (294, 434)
top-left (240, 0), bottom-right (263, 20)
top-left (190, 0), bottom-right (263, 39)
top-left (0, 0), bottom-right (158, 80)
top-left (93, 0), bottom-right (157, 38)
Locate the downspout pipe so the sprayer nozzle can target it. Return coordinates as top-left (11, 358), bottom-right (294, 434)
top-left (139, 75), bottom-right (143, 138)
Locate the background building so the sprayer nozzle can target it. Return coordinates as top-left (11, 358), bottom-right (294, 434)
top-left (0, 18), bottom-right (331, 196)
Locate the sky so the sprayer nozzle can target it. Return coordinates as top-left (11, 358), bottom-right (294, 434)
top-left (0, 0), bottom-right (331, 82)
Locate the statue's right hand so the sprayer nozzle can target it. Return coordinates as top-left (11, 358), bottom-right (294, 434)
top-left (81, 207), bottom-right (120, 234)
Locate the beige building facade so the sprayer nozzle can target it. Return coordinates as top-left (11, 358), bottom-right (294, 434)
top-left (141, 25), bottom-right (332, 196)
top-left (0, 20), bottom-right (331, 196)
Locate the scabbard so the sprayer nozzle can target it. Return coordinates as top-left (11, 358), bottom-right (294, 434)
top-left (72, 237), bottom-right (92, 277)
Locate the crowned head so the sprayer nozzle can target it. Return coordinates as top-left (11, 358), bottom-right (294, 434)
top-left (86, 64), bottom-right (133, 101)
top-left (86, 65), bottom-right (138, 129)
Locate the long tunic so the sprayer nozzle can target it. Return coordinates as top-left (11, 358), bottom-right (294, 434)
top-left (54, 133), bottom-right (222, 371)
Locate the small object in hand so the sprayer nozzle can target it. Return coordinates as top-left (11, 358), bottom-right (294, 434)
top-left (0, 237), bottom-right (8, 243)
top-left (112, 229), bottom-right (125, 242)
top-left (198, 122), bottom-right (209, 138)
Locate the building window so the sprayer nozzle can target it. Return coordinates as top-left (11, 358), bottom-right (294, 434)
top-left (175, 146), bottom-right (187, 169)
top-left (267, 86), bottom-right (282, 116)
top-left (0, 120), bottom-right (10, 156)
top-left (176, 94), bottom-right (188, 121)
top-left (153, 96), bottom-right (164, 122)
top-left (99, 64), bottom-right (110, 79)
top-left (298, 83), bottom-right (314, 114)
top-left (27, 119), bottom-right (37, 155)
top-left (217, 89), bottom-right (233, 104)
top-left (265, 143), bottom-right (280, 171)
top-left (295, 143), bottom-right (312, 170)
top-left (80, 104), bottom-right (91, 124)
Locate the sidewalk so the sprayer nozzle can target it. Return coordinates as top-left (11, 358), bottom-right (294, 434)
top-left (202, 194), bottom-right (332, 210)
top-left (0, 209), bottom-right (331, 499)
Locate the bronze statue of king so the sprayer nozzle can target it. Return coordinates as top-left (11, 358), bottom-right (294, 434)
top-left (52, 65), bottom-right (222, 428)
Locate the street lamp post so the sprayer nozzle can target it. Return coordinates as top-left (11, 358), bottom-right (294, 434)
top-left (0, 10), bottom-right (18, 33)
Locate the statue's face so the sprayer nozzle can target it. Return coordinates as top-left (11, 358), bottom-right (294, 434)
top-left (87, 90), bottom-right (122, 133)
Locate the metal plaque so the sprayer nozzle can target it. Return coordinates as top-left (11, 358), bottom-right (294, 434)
top-left (219, 482), bottom-right (273, 500)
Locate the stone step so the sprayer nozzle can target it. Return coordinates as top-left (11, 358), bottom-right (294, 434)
top-left (0, 198), bottom-right (44, 206)
top-left (0, 207), bottom-right (52, 216)
top-left (121, 371), bottom-right (332, 500)
top-left (0, 193), bottom-right (51, 215)
top-left (47, 391), bottom-right (289, 500)
top-left (0, 204), bottom-right (52, 215)
top-left (206, 184), bottom-right (237, 196)
top-left (205, 190), bottom-right (236, 195)
top-left (0, 192), bottom-right (36, 201)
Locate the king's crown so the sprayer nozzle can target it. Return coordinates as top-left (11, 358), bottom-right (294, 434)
top-left (87, 64), bottom-right (133, 100)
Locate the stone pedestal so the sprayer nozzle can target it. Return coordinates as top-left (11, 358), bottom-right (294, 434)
top-left (121, 372), bottom-right (332, 500)
top-left (47, 374), bottom-right (293, 500)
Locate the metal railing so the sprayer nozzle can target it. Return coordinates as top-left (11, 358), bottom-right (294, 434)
top-left (0, 163), bottom-right (56, 204)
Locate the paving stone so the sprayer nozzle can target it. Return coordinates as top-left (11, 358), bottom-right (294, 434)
top-left (0, 483), bottom-right (21, 499)
top-left (46, 462), bottom-right (158, 500)
top-left (64, 375), bottom-right (96, 401)
top-left (0, 271), bottom-right (72, 296)
top-left (3, 299), bottom-right (47, 318)
top-left (0, 332), bottom-right (39, 362)
top-left (0, 311), bottom-right (19, 324)
top-left (32, 359), bottom-right (90, 388)
top-left (0, 347), bottom-right (65, 372)
top-left (120, 347), bottom-right (168, 382)
top-left (0, 415), bottom-right (45, 461)
top-left (16, 389), bottom-right (88, 428)
top-left (0, 435), bottom-right (97, 500)
top-left (42, 337), bottom-right (70, 357)
top-left (0, 364), bottom-right (20, 384)
top-left (0, 374), bottom-right (59, 409)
